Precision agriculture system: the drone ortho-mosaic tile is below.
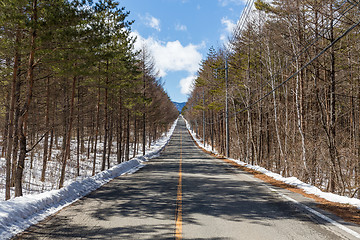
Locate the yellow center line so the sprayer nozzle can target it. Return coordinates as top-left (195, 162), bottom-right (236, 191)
top-left (175, 131), bottom-right (183, 239)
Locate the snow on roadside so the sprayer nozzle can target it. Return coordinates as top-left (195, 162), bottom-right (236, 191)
top-left (0, 118), bottom-right (178, 240)
top-left (183, 117), bottom-right (360, 209)
top-left (183, 115), bottom-right (219, 155)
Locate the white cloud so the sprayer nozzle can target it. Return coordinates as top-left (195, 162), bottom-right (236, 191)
top-left (220, 34), bottom-right (227, 43)
top-left (143, 14), bottom-right (161, 31)
top-left (154, 40), bottom-right (202, 75)
top-left (220, 17), bottom-right (237, 44)
top-left (175, 23), bottom-right (187, 31)
top-left (131, 31), bottom-right (203, 94)
top-left (221, 17), bottom-right (236, 34)
top-left (219, 0), bottom-right (247, 6)
top-left (180, 75), bottom-right (196, 95)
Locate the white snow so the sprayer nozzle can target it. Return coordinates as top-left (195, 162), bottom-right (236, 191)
top-left (183, 117), bottom-right (360, 209)
top-left (3, 114), bottom-right (359, 239)
top-left (0, 118), bottom-right (178, 240)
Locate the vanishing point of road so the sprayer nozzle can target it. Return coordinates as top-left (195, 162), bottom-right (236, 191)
top-left (15, 118), bottom-right (360, 239)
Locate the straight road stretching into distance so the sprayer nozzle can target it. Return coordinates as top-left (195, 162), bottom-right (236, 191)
top-left (14, 118), bottom-right (360, 239)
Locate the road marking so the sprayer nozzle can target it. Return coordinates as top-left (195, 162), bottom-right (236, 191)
top-left (267, 185), bottom-right (360, 239)
top-left (175, 132), bottom-right (183, 239)
top-left (219, 157), bottom-right (360, 239)
top-left (238, 169), bottom-right (360, 239)
top-left (240, 171), bottom-right (360, 239)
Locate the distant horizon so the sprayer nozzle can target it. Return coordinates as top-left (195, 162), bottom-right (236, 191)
top-left (172, 101), bottom-right (186, 113)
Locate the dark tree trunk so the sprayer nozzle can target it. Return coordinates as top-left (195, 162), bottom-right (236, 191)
top-left (11, 74), bottom-right (21, 187)
top-left (125, 109), bottom-right (130, 161)
top-left (5, 31), bottom-right (21, 200)
top-left (101, 70), bottom-right (109, 171)
top-left (15, 0), bottom-right (37, 197)
top-left (59, 76), bottom-right (77, 189)
top-left (133, 115), bottom-right (137, 158)
top-left (76, 78), bottom-right (81, 177)
top-left (41, 77), bottom-right (51, 182)
top-left (107, 114), bottom-right (113, 169)
top-left (117, 95), bottom-right (123, 164)
top-left (88, 112), bottom-right (94, 159)
top-left (2, 90), bottom-right (9, 159)
top-left (92, 85), bottom-right (101, 176)
top-left (15, 131), bottom-right (26, 197)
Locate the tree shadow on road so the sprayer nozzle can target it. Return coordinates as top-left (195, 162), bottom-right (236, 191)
top-left (13, 121), bottom-right (355, 239)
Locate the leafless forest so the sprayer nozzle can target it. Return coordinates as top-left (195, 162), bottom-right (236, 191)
top-left (184, 0), bottom-right (360, 197)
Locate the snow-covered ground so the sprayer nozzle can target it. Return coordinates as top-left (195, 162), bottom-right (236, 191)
top-left (3, 114), bottom-right (359, 239)
top-left (184, 117), bottom-right (360, 209)
top-left (0, 118), bottom-right (178, 240)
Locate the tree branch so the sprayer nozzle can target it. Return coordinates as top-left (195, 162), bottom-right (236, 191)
top-left (26, 128), bottom-right (52, 153)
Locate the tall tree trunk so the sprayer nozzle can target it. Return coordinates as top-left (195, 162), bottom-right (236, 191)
top-left (133, 115), bottom-right (137, 158)
top-left (283, 83), bottom-right (289, 176)
top-left (101, 65), bottom-right (109, 171)
top-left (47, 98), bottom-right (56, 166)
top-left (92, 85), bottom-right (101, 176)
top-left (11, 73), bottom-right (21, 187)
top-left (77, 118), bottom-right (80, 176)
top-left (142, 66), bottom-right (146, 156)
top-left (2, 90), bottom-right (10, 159)
top-left (295, 67), bottom-right (308, 177)
top-left (5, 31), bottom-right (21, 200)
top-left (88, 111), bottom-right (94, 159)
top-left (246, 41), bottom-right (257, 165)
top-left (328, 48), bottom-right (337, 192)
top-left (257, 16), bottom-right (264, 167)
top-left (41, 77), bottom-right (51, 182)
top-left (15, 131), bottom-right (26, 198)
top-left (117, 94), bottom-right (123, 164)
top-left (76, 78), bottom-right (81, 177)
top-left (232, 99), bottom-right (241, 156)
top-left (125, 109), bottom-right (130, 161)
top-left (15, 0), bottom-right (37, 197)
top-left (312, 2), bottom-right (320, 185)
top-left (107, 114), bottom-right (113, 169)
top-left (266, 47), bottom-right (285, 169)
top-left (291, 2), bottom-right (308, 178)
top-left (60, 79), bottom-right (69, 179)
top-left (142, 112), bottom-right (146, 156)
top-left (211, 109), bottom-right (214, 151)
top-left (59, 76), bottom-right (77, 189)
top-left (327, 3), bottom-right (344, 193)
top-left (48, 129), bottom-right (54, 165)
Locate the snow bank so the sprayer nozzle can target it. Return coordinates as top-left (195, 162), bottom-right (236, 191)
top-left (230, 159), bottom-right (360, 208)
top-left (184, 116), bottom-right (219, 155)
top-left (0, 118), bottom-right (178, 240)
top-left (184, 117), bottom-right (360, 209)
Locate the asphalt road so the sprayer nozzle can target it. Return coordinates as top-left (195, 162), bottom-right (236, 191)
top-left (14, 118), bottom-right (360, 239)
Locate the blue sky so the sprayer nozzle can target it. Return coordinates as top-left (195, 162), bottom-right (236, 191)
top-left (121, 0), bottom-right (246, 102)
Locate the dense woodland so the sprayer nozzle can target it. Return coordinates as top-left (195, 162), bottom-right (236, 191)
top-left (184, 0), bottom-right (360, 197)
top-left (0, 0), bottom-right (178, 200)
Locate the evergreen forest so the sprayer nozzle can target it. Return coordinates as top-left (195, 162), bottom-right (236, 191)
top-left (0, 0), bottom-right (178, 200)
